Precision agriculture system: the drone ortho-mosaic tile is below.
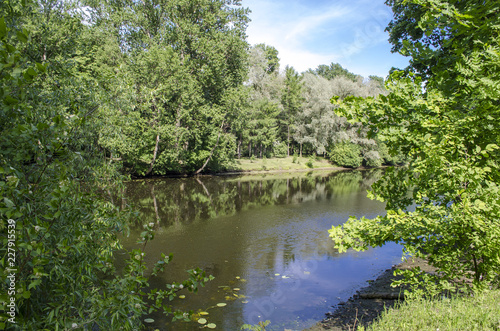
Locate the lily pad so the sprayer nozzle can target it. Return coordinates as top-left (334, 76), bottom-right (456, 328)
top-left (144, 318), bottom-right (155, 323)
top-left (233, 288), bottom-right (240, 291)
top-left (207, 323), bottom-right (217, 329)
top-left (199, 311), bottom-right (209, 315)
top-left (197, 318), bottom-right (207, 324)
top-left (216, 303), bottom-right (227, 307)
top-left (179, 295), bottom-right (186, 299)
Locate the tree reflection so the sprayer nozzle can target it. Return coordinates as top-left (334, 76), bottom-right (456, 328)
top-left (123, 169), bottom-right (384, 229)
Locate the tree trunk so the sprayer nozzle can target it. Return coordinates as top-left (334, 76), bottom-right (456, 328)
top-left (237, 138), bottom-right (242, 159)
top-left (145, 132), bottom-right (160, 176)
top-left (287, 125), bottom-right (290, 157)
top-left (145, 103), bottom-right (161, 176)
top-left (300, 143), bottom-right (303, 158)
top-left (193, 121), bottom-right (224, 175)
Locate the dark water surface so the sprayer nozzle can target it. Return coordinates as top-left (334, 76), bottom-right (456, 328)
top-left (119, 169), bottom-right (402, 330)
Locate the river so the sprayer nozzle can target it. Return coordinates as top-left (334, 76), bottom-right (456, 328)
top-left (118, 169), bottom-right (402, 330)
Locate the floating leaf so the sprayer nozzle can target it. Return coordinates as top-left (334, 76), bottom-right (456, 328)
top-left (199, 312), bottom-right (209, 315)
top-left (144, 318), bottom-right (154, 323)
top-left (216, 303), bottom-right (226, 307)
top-left (197, 318), bottom-right (207, 324)
top-left (207, 323), bottom-right (216, 329)
top-left (274, 273), bottom-right (280, 276)
top-left (179, 295), bottom-right (185, 299)
top-left (282, 275), bottom-right (289, 279)
top-left (235, 276), bottom-right (240, 280)
top-left (233, 288), bottom-right (240, 291)
top-left (242, 300), bottom-right (249, 304)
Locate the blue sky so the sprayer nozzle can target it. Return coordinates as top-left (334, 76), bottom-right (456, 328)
top-left (243, 0), bottom-right (410, 78)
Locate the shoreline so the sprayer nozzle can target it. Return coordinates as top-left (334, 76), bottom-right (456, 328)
top-left (305, 258), bottom-right (433, 331)
top-left (129, 165), bottom-right (382, 180)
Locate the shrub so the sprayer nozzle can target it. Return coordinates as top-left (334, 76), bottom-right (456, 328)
top-left (363, 150), bottom-right (382, 167)
top-left (272, 141), bottom-right (288, 158)
top-left (329, 142), bottom-right (362, 168)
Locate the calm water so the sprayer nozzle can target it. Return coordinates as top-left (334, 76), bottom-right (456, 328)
top-left (119, 169), bottom-right (402, 330)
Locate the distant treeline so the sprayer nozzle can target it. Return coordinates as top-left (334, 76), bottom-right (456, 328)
top-left (6, 0), bottom-right (400, 176)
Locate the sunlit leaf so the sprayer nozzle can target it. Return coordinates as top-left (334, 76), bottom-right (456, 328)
top-left (216, 303), bottom-right (226, 307)
top-left (197, 318), bottom-right (207, 324)
top-left (144, 318), bottom-right (154, 323)
top-left (207, 323), bottom-right (216, 329)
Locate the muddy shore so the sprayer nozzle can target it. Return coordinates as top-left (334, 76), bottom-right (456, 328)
top-left (305, 258), bottom-right (433, 331)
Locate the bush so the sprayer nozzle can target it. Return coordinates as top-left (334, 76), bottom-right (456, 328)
top-left (363, 150), bottom-right (382, 167)
top-left (272, 141), bottom-right (288, 158)
top-left (329, 142), bottom-right (362, 168)
top-left (306, 157), bottom-right (314, 168)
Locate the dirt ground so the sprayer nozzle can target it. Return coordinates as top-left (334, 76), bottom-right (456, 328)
top-left (304, 258), bottom-right (434, 331)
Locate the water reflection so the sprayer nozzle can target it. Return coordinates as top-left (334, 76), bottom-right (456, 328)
top-left (120, 169), bottom-right (402, 330)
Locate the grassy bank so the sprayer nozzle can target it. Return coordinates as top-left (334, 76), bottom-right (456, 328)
top-left (363, 290), bottom-right (500, 331)
top-left (226, 156), bottom-right (343, 172)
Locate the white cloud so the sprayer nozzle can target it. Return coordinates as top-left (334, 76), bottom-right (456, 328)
top-left (243, 0), bottom-right (408, 76)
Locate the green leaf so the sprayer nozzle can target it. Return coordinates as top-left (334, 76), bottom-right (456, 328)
top-left (216, 303), bottom-right (226, 307)
top-left (197, 318), bottom-right (207, 324)
top-left (207, 323), bottom-right (216, 329)
top-left (0, 18), bottom-right (6, 39)
top-left (36, 62), bottom-right (46, 73)
top-left (4, 96), bottom-right (18, 105)
top-left (16, 31), bottom-right (28, 43)
top-left (144, 318), bottom-right (154, 323)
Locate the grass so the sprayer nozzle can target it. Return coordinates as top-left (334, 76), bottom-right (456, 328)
top-left (363, 290), bottom-right (500, 331)
top-left (226, 156), bottom-right (341, 172)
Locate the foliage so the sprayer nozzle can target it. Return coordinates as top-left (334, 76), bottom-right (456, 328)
top-left (329, 0), bottom-right (500, 292)
top-left (272, 141), bottom-right (288, 158)
top-left (89, 0), bottom-right (250, 175)
top-left (309, 62), bottom-right (362, 82)
top-left (240, 319), bottom-right (270, 331)
top-left (329, 142), bottom-right (363, 168)
top-left (0, 1), bottom-right (214, 329)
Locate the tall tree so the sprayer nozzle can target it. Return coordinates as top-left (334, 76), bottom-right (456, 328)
top-left (280, 65), bottom-right (303, 156)
top-left (88, 0), bottom-right (250, 175)
top-left (254, 43), bottom-right (280, 74)
top-left (311, 62), bottom-right (361, 82)
top-left (330, 0), bottom-right (500, 291)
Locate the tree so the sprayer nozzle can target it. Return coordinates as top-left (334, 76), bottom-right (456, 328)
top-left (0, 1), bottom-right (217, 329)
top-left (329, 0), bottom-right (500, 292)
top-left (280, 65), bottom-right (303, 156)
top-left (88, 0), bottom-right (250, 175)
top-left (254, 43), bottom-right (280, 74)
top-left (311, 62), bottom-right (361, 82)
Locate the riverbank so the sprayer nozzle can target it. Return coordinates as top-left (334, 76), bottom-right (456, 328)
top-left (226, 156), bottom-right (340, 173)
top-left (305, 257), bottom-right (434, 331)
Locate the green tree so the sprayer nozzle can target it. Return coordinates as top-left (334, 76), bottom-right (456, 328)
top-left (88, 0), bottom-right (250, 175)
top-left (329, 0), bottom-right (500, 292)
top-left (0, 1), bottom-right (216, 329)
top-left (310, 62), bottom-right (361, 82)
top-left (254, 43), bottom-right (280, 74)
top-left (280, 65), bottom-right (303, 156)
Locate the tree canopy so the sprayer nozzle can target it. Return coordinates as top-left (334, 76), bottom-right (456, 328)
top-left (330, 0), bottom-right (500, 292)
